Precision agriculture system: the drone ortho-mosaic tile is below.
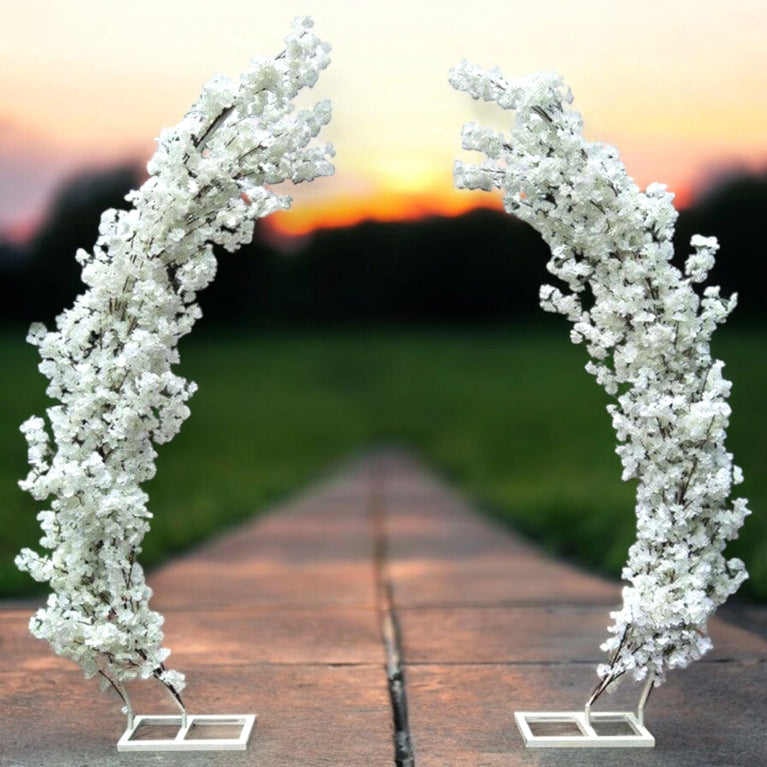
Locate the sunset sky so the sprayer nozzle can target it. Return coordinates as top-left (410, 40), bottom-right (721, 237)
top-left (2, 0), bottom-right (766, 239)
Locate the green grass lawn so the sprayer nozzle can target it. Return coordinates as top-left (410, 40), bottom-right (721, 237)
top-left (1, 322), bottom-right (765, 601)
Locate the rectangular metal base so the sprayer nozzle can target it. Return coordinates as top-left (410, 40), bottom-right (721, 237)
top-left (117, 713), bottom-right (256, 751)
top-left (515, 711), bottom-right (655, 748)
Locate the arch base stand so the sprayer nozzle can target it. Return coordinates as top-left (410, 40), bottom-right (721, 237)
top-left (515, 711), bottom-right (654, 748)
top-left (117, 713), bottom-right (256, 752)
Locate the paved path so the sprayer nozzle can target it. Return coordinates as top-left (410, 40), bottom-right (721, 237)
top-left (1, 451), bottom-right (765, 765)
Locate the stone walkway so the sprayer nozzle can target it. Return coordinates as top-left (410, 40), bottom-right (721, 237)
top-left (1, 451), bottom-right (765, 766)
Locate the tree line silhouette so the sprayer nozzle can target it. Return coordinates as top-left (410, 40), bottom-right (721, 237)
top-left (1, 163), bottom-right (765, 328)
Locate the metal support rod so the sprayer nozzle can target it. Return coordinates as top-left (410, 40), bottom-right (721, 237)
top-left (637, 676), bottom-right (655, 727)
top-left (162, 680), bottom-right (188, 729)
top-left (118, 682), bottom-right (134, 732)
top-left (584, 676), bottom-right (610, 728)
top-left (585, 673), bottom-right (654, 729)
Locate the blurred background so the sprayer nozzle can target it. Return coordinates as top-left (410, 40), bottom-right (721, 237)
top-left (1, 1), bottom-right (765, 599)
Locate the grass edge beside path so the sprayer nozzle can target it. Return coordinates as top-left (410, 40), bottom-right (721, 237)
top-left (2, 324), bottom-right (764, 601)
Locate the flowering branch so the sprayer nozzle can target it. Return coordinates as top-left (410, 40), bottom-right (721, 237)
top-left (16, 17), bottom-right (333, 717)
top-left (450, 62), bottom-right (750, 696)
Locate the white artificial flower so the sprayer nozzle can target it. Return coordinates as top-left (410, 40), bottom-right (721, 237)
top-left (451, 63), bottom-right (751, 693)
top-left (17, 17), bottom-right (333, 716)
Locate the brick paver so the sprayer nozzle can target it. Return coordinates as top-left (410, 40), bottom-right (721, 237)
top-left (0, 463), bottom-right (392, 767)
top-left (374, 451), bottom-right (767, 766)
top-left (1, 450), bottom-right (765, 765)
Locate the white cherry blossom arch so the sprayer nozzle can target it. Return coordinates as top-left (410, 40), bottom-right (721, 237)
top-left (450, 62), bottom-right (750, 737)
top-left (16, 17), bottom-right (334, 731)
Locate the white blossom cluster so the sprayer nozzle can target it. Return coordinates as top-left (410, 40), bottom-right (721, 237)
top-left (16, 17), bottom-right (333, 714)
top-left (450, 62), bottom-right (750, 693)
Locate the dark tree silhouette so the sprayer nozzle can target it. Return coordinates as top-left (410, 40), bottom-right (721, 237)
top-left (3, 164), bottom-right (765, 327)
top-left (24, 164), bottom-right (142, 325)
top-left (675, 169), bottom-right (767, 323)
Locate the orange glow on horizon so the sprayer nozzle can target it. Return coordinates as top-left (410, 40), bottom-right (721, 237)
top-left (3, 0), bottom-right (767, 243)
top-left (264, 178), bottom-right (699, 243)
top-left (670, 182), bottom-right (693, 210)
top-left (265, 187), bottom-right (504, 238)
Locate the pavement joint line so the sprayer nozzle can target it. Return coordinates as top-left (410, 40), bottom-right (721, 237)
top-left (184, 662), bottom-right (388, 668)
top-left (398, 658), bottom-right (767, 668)
top-left (402, 660), bottom-right (613, 667)
top-left (371, 459), bottom-right (416, 767)
top-left (395, 601), bottom-right (620, 610)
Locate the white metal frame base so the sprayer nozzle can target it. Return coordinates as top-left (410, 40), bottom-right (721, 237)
top-left (117, 714), bottom-right (256, 752)
top-left (515, 711), bottom-right (655, 748)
